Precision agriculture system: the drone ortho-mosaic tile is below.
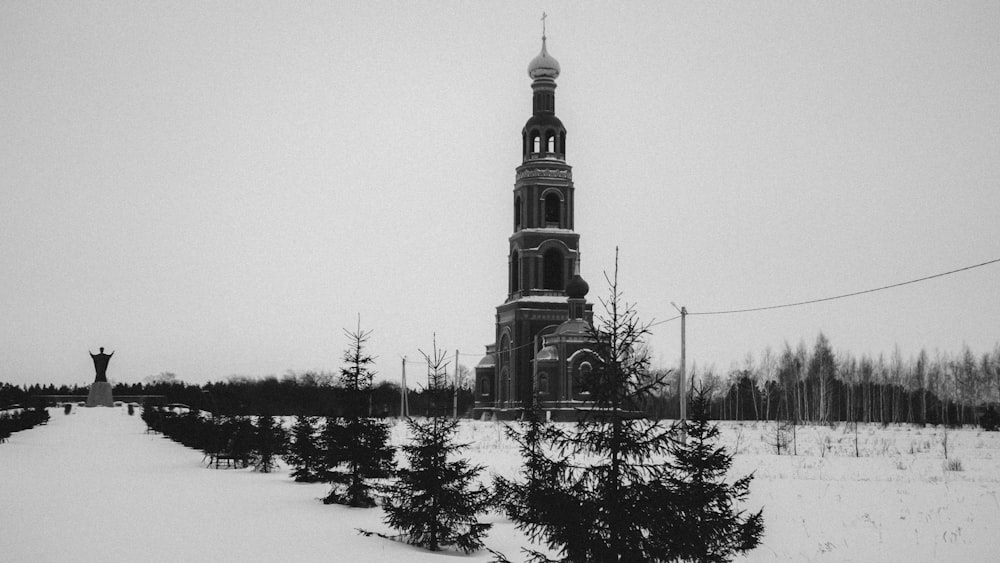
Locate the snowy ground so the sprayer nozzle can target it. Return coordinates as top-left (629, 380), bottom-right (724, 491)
top-left (2, 408), bottom-right (999, 562)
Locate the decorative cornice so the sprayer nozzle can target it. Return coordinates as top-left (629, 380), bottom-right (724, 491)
top-left (516, 168), bottom-right (572, 181)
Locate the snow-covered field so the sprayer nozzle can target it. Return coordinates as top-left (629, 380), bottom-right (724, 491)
top-left (2, 408), bottom-right (998, 562)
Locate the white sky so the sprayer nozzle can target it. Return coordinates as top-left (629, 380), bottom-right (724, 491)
top-left (2, 1), bottom-right (998, 387)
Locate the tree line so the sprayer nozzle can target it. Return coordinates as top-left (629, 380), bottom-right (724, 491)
top-left (644, 335), bottom-right (1000, 427)
top-left (1, 375), bottom-right (474, 418)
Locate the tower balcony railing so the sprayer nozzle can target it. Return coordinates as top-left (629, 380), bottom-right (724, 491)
top-left (509, 289), bottom-right (567, 301)
top-left (526, 151), bottom-right (565, 161)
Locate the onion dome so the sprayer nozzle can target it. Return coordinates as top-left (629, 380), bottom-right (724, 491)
top-left (477, 354), bottom-right (496, 368)
top-left (554, 318), bottom-right (590, 336)
top-left (528, 36), bottom-right (560, 80)
top-left (536, 345), bottom-right (559, 362)
top-left (566, 273), bottom-right (589, 299)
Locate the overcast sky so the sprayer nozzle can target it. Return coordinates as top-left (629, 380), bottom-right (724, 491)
top-left (2, 1), bottom-right (998, 388)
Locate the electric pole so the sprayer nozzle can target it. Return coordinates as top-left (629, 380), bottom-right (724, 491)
top-left (400, 356), bottom-right (409, 418)
top-left (672, 302), bottom-right (688, 439)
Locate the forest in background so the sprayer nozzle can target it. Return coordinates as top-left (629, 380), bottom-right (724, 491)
top-left (0, 371), bottom-right (474, 419)
top-left (646, 335), bottom-right (1000, 427)
top-left (3, 335), bottom-right (999, 426)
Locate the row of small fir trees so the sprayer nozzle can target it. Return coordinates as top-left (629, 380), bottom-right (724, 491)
top-left (291, 253), bottom-right (764, 562)
top-left (146, 253), bottom-right (765, 562)
top-left (0, 404), bottom-right (50, 443)
top-left (287, 327), bottom-right (492, 551)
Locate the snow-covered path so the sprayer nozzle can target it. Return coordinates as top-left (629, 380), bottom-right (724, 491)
top-left (0, 407), bottom-right (517, 562)
top-left (4, 408), bottom-right (1000, 562)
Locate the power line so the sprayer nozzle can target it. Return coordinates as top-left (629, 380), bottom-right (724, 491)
top-left (649, 314), bottom-right (682, 328)
top-left (688, 256), bottom-right (1000, 317)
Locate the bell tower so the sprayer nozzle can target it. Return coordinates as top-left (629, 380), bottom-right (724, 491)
top-left (474, 29), bottom-right (592, 419)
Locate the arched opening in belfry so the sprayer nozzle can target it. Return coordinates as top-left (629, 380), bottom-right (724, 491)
top-left (510, 250), bottom-right (520, 293)
top-left (514, 196), bottom-right (522, 230)
top-left (532, 133), bottom-right (541, 154)
top-left (544, 192), bottom-right (561, 226)
top-left (560, 132), bottom-right (566, 155)
top-left (543, 248), bottom-right (564, 290)
top-left (545, 131), bottom-right (556, 153)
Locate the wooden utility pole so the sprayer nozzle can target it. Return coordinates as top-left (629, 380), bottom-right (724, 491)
top-left (673, 302), bottom-right (688, 440)
top-left (453, 349), bottom-right (459, 418)
top-left (680, 305), bottom-right (687, 432)
top-left (400, 356), bottom-right (409, 418)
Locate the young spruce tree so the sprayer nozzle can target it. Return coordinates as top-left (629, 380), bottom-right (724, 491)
top-left (496, 249), bottom-right (763, 563)
top-left (252, 412), bottom-right (287, 473)
top-left (654, 385), bottom-right (764, 562)
top-left (284, 415), bottom-right (326, 482)
top-left (323, 318), bottom-right (395, 507)
top-left (374, 336), bottom-right (491, 552)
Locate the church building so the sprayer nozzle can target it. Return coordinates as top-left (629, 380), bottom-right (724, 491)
top-left (473, 34), bottom-right (602, 422)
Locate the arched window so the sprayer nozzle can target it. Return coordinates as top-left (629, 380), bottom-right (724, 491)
top-left (546, 133), bottom-right (555, 153)
top-left (575, 361), bottom-right (593, 396)
top-left (560, 132), bottom-right (566, 155)
top-left (532, 134), bottom-right (541, 154)
top-left (544, 192), bottom-right (561, 226)
top-left (510, 250), bottom-right (520, 294)
top-left (543, 248), bottom-right (564, 290)
top-left (514, 196), bottom-right (522, 230)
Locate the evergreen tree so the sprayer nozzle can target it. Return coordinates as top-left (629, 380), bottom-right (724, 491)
top-left (323, 318), bottom-right (395, 507)
top-left (226, 414), bottom-right (256, 468)
top-left (373, 337), bottom-right (491, 552)
top-left (252, 413), bottom-right (287, 473)
top-left (0, 413), bottom-right (11, 443)
top-left (323, 415), bottom-right (395, 506)
top-left (492, 405), bottom-right (563, 526)
top-left (653, 386), bottom-right (764, 562)
top-left (497, 249), bottom-right (762, 562)
top-left (284, 415), bottom-right (325, 482)
top-left (380, 413), bottom-right (491, 552)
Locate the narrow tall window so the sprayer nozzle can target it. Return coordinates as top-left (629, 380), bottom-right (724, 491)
top-left (543, 248), bottom-right (564, 290)
top-left (511, 250), bottom-right (520, 293)
top-left (514, 196), bottom-right (522, 230)
top-left (544, 193), bottom-right (561, 226)
top-left (546, 134), bottom-right (555, 153)
top-left (532, 135), bottom-right (541, 153)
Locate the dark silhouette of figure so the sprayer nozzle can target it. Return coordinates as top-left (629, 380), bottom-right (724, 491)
top-left (90, 347), bottom-right (114, 383)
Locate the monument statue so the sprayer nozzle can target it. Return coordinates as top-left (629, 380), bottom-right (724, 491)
top-left (90, 347), bottom-right (114, 383)
top-left (86, 347), bottom-right (115, 407)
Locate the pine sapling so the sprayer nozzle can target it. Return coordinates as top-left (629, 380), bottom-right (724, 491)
top-left (284, 415), bottom-right (325, 482)
top-left (364, 337), bottom-right (490, 553)
top-left (322, 318), bottom-right (396, 507)
top-left (252, 414), bottom-right (287, 473)
top-left (376, 414), bottom-right (491, 552)
top-left (655, 385), bottom-right (764, 562)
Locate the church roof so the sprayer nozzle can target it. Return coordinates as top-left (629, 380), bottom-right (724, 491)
top-left (536, 345), bottom-right (559, 361)
top-left (566, 273), bottom-right (589, 299)
top-left (528, 36), bottom-right (560, 80)
top-left (554, 318), bottom-right (591, 336)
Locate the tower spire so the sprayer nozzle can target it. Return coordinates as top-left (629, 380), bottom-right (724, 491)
top-left (541, 12), bottom-right (547, 40)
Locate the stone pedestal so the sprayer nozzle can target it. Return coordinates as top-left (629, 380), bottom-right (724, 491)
top-left (86, 382), bottom-right (114, 407)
